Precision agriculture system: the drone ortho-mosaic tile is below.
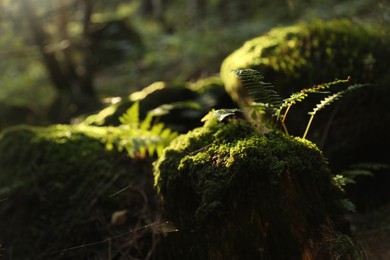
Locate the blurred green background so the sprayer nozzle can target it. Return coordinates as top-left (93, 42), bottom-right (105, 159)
top-left (1, 0), bottom-right (388, 126)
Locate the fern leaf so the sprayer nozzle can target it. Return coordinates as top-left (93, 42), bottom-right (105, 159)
top-left (276, 77), bottom-right (351, 119)
top-left (234, 69), bottom-right (282, 111)
top-left (151, 123), bottom-right (165, 136)
top-left (309, 91), bottom-right (343, 116)
top-left (303, 84), bottom-right (366, 139)
top-left (119, 102), bottom-right (140, 127)
top-left (140, 113), bottom-right (153, 131)
top-left (107, 101), bottom-right (178, 159)
top-left (340, 199), bottom-right (356, 212)
top-left (309, 84), bottom-right (363, 116)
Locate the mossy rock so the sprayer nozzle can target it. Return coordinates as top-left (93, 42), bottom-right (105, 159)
top-left (153, 114), bottom-right (357, 259)
top-left (0, 125), bottom-right (158, 259)
top-left (83, 78), bottom-right (235, 133)
top-left (220, 19), bottom-right (390, 185)
top-left (221, 19), bottom-right (390, 105)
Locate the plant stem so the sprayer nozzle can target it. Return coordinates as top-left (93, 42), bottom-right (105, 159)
top-left (303, 114), bottom-right (315, 139)
top-left (282, 105), bottom-right (292, 123)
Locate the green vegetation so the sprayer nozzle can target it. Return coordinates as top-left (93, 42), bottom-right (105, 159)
top-left (103, 101), bottom-right (178, 158)
top-left (221, 19), bottom-right (390, 104)
top-left (1, 0), bottom-right (390, 258)
top-left (154, 113), bottom-right (358, 259)
top-left (233, 68), bottom-right (366, 138)
top-left (221, 19), bottom-right (390, 181)
top-left (0, 124), bottom-right (158, 259)
top-left (82, 77), bottom-right (235, 133)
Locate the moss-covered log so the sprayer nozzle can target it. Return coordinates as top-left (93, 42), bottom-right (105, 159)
top-left (153, 115), bottom-right (358, 259)
top-left (0, 125), bottom-right (158, 259)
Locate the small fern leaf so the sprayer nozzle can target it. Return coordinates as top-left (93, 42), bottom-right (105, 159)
top-left (303, 84), bottom-right (366, 139)
top-left (340, 199), bottom-right (356, 213)
top-left (234, 69), bottom-right (282, 111)
top-left (310, 92), bottom-right (343, 115)
top-left (140, 113), bottom-right (153, 131)
top-left (108, 101), bottom-right (178, 159)
top-left (150, 123), bottom-right (165, 136)
top-left (276, 77), bottom-right (350, 119)
top-left (309, 84), bottom-right (365, 116)
top-left (119, 102), bottom-right (140, 127)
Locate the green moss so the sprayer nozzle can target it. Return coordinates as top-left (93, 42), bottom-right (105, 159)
top-left (0, 124), bottom-right (157, 259)
top-left (220, 19), bottom-right (390, 174)
top-left (154, 115), bottom-right (350, 259)
top-left (221, 19), bottom-right (389, 104)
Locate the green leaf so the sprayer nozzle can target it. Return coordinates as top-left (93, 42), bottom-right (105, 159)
top-left (105, 101), bottom-right (178, 159)
top-left (202, 109), bottom-right (242, 122)
top-left (340, 199), bottom-right (356, 213)
top-left (119, 102), bottom-right (139, 127)
top-left (234, 69), bottom-right (282, 111)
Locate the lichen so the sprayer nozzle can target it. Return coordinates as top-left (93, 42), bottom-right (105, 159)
top-left (154, 114), bottom-right (350, 259)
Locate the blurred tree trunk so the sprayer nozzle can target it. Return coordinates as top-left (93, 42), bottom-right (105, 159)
top-left (139, 0), bottom-right (164, 22)
top-left (20, 0), bottom-right (99, 123)
top-left (186, 0), bottom-right (206, 24)
top-left (139, 0), bottom-right (173, 33)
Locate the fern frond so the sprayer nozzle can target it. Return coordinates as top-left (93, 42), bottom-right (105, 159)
top-left (106, 103), bottom-right (178, 158)
top-left (140, 113), bottom-right (153, 131)
top-left (309, 84), bottom-right (362, 116)
top-left (234, 69), bottom-right (282, 112)
top-left (119, 102), bottom-right (139, 127)
top-left (302, 84), bottom-right (366, 139)
top-left (276, 77), bottom-right (351, 121)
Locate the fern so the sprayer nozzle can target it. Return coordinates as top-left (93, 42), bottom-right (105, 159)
top-left (234, 69), bottom-right (283, 114)
top-left (333, 162), bottom-right (389, 192)
top-left (119, 101), bottom-right (139, 127)
top-left (302, 84), bottom-right (365, 139)
top-left (233, 68), bottom-right (366, 139)
top-left (276, 78), bottom-right (351, 123)
top-left (105, 102), bottom-right (178, 158)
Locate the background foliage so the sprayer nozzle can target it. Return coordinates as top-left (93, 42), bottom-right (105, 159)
top-left (0, 0), bottom-right (388, 126)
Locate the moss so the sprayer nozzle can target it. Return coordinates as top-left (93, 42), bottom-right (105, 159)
top-left (220, 19), bottom-right (390, 181)
top-left (221, 19), bottom-right (389, 104)
top-left (154, 115), bottom-right (351, 259)
top-left (0, 124), bottom-right (157, 259)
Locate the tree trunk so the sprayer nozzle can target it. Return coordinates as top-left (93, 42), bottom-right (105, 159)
top-left (20, 0), bottom-right (99, 123)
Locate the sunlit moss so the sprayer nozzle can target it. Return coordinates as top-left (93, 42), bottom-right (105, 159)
top-left (221, 19), bottom-right (389, 106)
top-left (154, 113), bottom-right (351, 259)
top-left (220, 19), bottom-right (390, 174)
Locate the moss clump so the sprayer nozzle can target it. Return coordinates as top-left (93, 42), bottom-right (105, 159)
top-left (0, 124), bottom-right (158, 259)
top-left (220, 19), bottom-right (390, 181)
top-left (221, 19), bottom-right (389, 104)
top-left (154, 115), bottom-right (355, 259)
